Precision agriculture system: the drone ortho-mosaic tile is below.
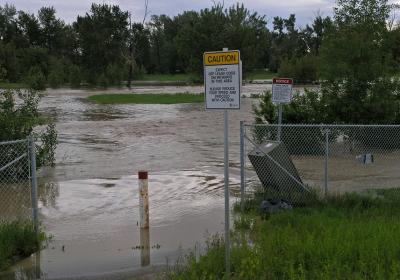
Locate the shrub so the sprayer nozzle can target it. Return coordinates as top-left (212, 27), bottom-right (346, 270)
top-left (24, 67), bottom-right (46, 90)
top-left (278, 55), bottom-right (318, 84)
top-left (106, 63), bottom-right (124, 86)
top-left (48, 71), bottom-right (63, 88)
top-left (0, 89), bottom-right (58, 168)
top-left (98, 73), bottom-right (109, 88)
top-left (69, 64), bottom-right (81, 88)
top-left (253, 90), bottom-right (325, 154)
top-left (0, 221), bottom-right (46, 271)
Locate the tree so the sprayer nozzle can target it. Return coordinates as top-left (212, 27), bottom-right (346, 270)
top-left (268, 15), bottom-right (305, 72)
top-left (74, 4), bottom-right (129, 85)
top-left (16, 11), bottom-right (41, 47)
top-left (173, 4), bottom-right (268, 77)
top-left (318, 0), bottom-right (399, 124)
top-left (38, 7), bottom-right (66, 54)
top-left (255, 0), bottom-right (400, 128)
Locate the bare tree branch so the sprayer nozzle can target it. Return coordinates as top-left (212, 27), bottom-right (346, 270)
top-left (142, 0), bottom-right (150, 24)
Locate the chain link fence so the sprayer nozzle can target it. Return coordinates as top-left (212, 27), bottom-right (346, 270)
top-left (0, 137), bottom-right (38, 229)
top-left (240, 123), bottom-right (400, 205)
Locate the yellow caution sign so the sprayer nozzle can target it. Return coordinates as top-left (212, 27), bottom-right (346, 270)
top-left (204, 51), bottom-right (240, 66)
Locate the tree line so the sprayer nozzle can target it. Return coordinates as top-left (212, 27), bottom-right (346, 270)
top-left (0, 1), bottom-right (400, 89)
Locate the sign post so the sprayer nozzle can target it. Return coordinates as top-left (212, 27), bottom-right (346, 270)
top-left (204, 48), bottom-right (241, 278)
top-left (272, 78), bottom-right (293, 141)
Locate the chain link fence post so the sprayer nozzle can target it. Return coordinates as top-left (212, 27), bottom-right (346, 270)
top-left (324, 128), bottom-right (330, 198)
top-left (29, 135), bottom-right (39, 234)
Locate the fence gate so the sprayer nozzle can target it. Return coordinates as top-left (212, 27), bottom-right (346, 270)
top-left (0, 137), bottom-right (38, 231)
top-left (240, 123), bottom-right (400, 205)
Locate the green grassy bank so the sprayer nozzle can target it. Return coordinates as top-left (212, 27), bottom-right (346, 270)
top-left (246, 69), bottom-right (276, 80)
top-left (167, 189), bottom-right (400, 279)
top-left (0, 82), bottom-right (27, 89)
top-left (0, 221), bottom-right (45, 271)
top-left (88, 93), bottom-right (204, 105)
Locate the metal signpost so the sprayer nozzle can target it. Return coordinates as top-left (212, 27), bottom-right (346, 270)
top-left (272, 78), bottom-right (293, 141)
top-left (204, 48), bottom-right (241, 278)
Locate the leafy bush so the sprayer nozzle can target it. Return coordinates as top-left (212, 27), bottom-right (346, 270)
top-left (48, 58), bottom-right (66, 88)
top-left (0, 89), bottom-right (57, 168)
top-left (98, 73), bottom-right (109, 88)
top-left (278, 55), bottom-right (318, 84)
top-left (24, 67), bottom-right (46, 90)
top-left (0, 66), bottom-right (7, 82)
top-left (48, 71), bottom-right (63, 88)
top-left (106, 63), bottom-right (124, 86)
top-left (253, 90), bottom-right (325, 154)
top-left (69, 64), bottom-right (81, 88)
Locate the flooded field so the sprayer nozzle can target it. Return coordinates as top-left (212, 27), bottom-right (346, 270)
top-left (1, 84), bottom-right (316, 279)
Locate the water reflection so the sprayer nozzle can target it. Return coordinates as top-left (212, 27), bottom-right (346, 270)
top-left (0, 181), bottom-right (32, 222)
top-left (38, 181), bottom-right (59, 208)
top-left (0, 253), bottom-right (42, 280)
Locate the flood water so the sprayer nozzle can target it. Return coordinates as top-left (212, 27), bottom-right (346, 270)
top-left (1, 84), bottom-right (316, 279)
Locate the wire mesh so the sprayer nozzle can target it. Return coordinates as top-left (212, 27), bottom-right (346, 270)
top-left (0, 139), bottom-right (32, 222)
top-left (243, 124), bottom-right (400, 203)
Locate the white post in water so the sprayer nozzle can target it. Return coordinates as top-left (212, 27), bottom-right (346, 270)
top-left (138, 171), bottom-right (149, 228)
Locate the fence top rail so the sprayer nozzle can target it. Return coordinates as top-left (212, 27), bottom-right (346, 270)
top-left (244, 123), bottom-right (400, 128)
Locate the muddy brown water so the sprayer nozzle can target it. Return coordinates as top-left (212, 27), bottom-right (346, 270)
top-left (1, 84), bottom-right (317, 279)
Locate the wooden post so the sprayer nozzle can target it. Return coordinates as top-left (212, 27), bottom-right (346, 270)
top-left (138, 171), bottom-right (149, 228)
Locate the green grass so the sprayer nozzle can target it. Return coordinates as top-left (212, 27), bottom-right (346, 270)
top-left (135, 73), bottom-right (192, 82)
top-left (0, 82), bottom-right (27, 89)
top-left (88, 93), bottom-right (204, 105)
top-left (246, 69), bottom-right (277, 80)
top-left (0, 221), bottom-right (45, 271)
top-left (167, 191), bottom-right (400, 279)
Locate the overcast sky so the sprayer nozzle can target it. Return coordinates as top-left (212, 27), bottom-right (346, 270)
top-left (0, 0), bottom-right (346, 27)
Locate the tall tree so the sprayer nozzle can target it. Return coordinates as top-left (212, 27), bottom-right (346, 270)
top-left (319, 0), bottom-right (399, 124)
top-left (38, 7), bottom-right (65, 54)
top-left (74, 4), bottom-right (129, 85)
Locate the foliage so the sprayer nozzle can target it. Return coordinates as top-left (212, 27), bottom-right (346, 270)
top-left (317, 0), bottom-right (400, 124)
top-left (48, 58), bottom-right (65, 88)
top-left (253, 90), bottom-right (324, 125)
top-left (97, 73), bottom-right (109, 88)
top-left (278, 55), bottom-right (318, 83)
top-left (68, 64), bottom-right (81, 88)
top-left (167, 192), bottom-right (400, 279)
top-left (253, 90), bottom-right (326, 154)
top-left (255, 1), bottom-right (400, 127)
top-left (0, 221), bottom-right (46, 271)
top-left (105, 63), bottom-right (125, 86)
top-left (24, 66), bottom-right (46, 90)
top-left (1, 1), bottom-right (399, 88)
top-left (74, 4), bottom-right (129, 86)
top-left (0, 89), bottom-right (57, 167)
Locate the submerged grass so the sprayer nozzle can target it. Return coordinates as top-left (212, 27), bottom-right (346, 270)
top-left (88, 93), bottom-right (204, 105)
top-left (0, 221), bottom-right (45, 271)
top-left (166, 190), bottom-right (400, 279)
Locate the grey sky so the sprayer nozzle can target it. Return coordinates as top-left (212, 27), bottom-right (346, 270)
top-left (1, 0), bottom-right (338, 27)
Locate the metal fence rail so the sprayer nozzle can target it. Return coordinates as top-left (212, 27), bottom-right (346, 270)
top-left (0, 136), bottom-right (38, 231)
top-left (240, 123), bottom-right (400, 204)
